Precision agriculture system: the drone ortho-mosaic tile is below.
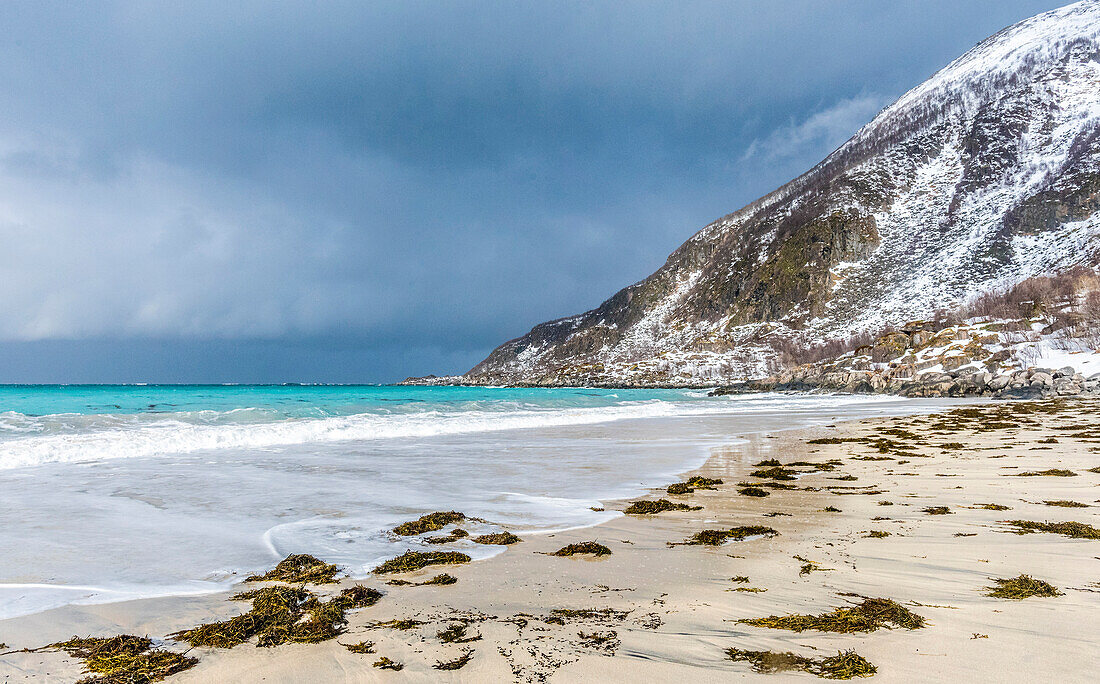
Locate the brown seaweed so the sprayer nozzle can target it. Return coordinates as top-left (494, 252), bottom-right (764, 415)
top-left (392, 511), bottom-right (466, 536)
top-left (50, 635), bottom-right (197, 684)
top-left (985, 574), bottom-right (1063, 599)
top-left (373, 550), bottom-right (471, 574)
top-left (680, 526), bottom-right (778, 546)
top-left (552, 542), bottom-right (612, 556)
top-left (727, 647), bottom-right (876, 679)
top-left (741, 597), bottom-right (925, 633)
top-left (472, 531), bottom-right (523, 545)
top-left (623, 499), bottom-right (701, 514)
top-left (245, 554), bottom-right (341, 584)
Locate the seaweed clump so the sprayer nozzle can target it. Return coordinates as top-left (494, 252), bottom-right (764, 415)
top-left (373, 550), bottom-right (471, 574)
top-left (343, 641), bottom-right (375, 654)
top-left (1014, 469), bottom-right (1077, 477)
top-left (738, 487), bottom-right (770, 498)
top-left (922, 506), bottom-right (952, 515)
top-left (578, 630), bottom-right (619, 652)
top-left (796, 555), bottom-right (830, 576)
top-left (434, 649), bottom-right (474, 670)
top-left (393, 511), bottom-right (466, 535)
top-left (726, 647), bottom-right (876, 679)
top-left (863, 530), bottom-right (891, 538)
top-left (681, 526), bottom-right (778, 546)
top-left (814, 651), bottom-right (878, 679)
top-left (335, 585), bottom-right (382, 609)
top-left (171, 585), bottom-right (357, 648)
top-left (985, 574), bottom-right (1063, 599)
top-left (51, 635), bottom-right (197, 684)
top-left (552, 541), bottom-right (612, 557)
top-left (807, 437), bottom-right (861, 445)
top-left (245, 554), bottom-right (341, 584)
top-left (472, 531), bottom-right (523, 545)
top-left (666, 476), bottom-right (723, 495)
top-left (741, 597), bottom-right (925, 633)
top-left (750, 466), bottom-right (799, 481)
top-left (426, 527), bottom-right (472, 543)
top-left (1002, 520), bottom-right (1100, 539)
top-left (389, 573), bottom-right (456, 587)
top-left (374, 619), bottom-right (423, 630)
top-left (437, 623), bottom-right (481, 644)
top-left (972, 503), bottom-right (1011, 511)
top-left (1043, 500), bottom-right (1089, 508)
top-left (373, 657), bottom-right (403, 671)
top-left (623, 499), bottom-right (701, 514)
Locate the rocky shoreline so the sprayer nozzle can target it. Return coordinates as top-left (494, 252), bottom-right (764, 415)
top-left (711, 364), bottom-right (1100, 399)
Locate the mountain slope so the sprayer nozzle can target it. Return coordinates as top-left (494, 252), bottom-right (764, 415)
top-left (466, 1), bottom-right (1100, 387)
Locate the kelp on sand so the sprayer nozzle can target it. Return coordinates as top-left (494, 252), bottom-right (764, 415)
top-left (373, 551), bottom-right (472, 574)
top-left (677, 526), bottom-right (778, 546)
top-left (727, 647), bottom-right (876, 679)
top-left (50, 635), bottom-right (197, 684)
top-left (740, 597), bottom-right (925, 633)
top-left (245, 554), bottom-right (341, 584)
top-left (170, 584), bottom-right (381, 649)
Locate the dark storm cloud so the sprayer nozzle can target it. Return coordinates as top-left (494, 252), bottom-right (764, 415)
top-left (0, 0), bottom-right (1065, 381)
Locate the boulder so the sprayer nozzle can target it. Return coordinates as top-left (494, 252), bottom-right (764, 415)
top-left (941, 355), bottom-right (971, 371)
top-left (1030, 371), bottom-right (1054, 387)
top-left (890, 365), bottom-right (915, 379)
top-left (909, 330), bottom-right (934, 347)
top-left (918, 371), bottom-right (953, 383)
top-left (987, 375), bottom-right (1011, 391)
top-left (1054, 366), bottom-right (1076, 378)
top-left (1054, 380), bottom-right (1082, 395)
top-left (871, 332), bottom-right (910, 363)
top-left (999, 385), bottom-right (1044, 399)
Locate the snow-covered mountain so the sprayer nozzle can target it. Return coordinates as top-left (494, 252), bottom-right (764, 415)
top-left (465, 1), bottom-right (1100, 386)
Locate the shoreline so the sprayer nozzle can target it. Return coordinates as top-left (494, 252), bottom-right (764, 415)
top-left (0, 392), bottom-right (942, 623)
top-left (3, 397), bottom-right (1099, 681)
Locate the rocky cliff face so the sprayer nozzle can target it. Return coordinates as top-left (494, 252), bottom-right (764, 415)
top-left (464, 1), bottom-right (1100, 387)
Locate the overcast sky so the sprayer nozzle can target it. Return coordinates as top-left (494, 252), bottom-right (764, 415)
top-left (0, 0), bottom-right (1064, 383)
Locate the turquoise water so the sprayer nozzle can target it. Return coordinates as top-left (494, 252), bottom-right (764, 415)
top-left (0, 384), bottom-right (707, 418)
top-left (0, 385), bottom-right (719, 469)
top-left (0, 385), bottom-right (934, 620)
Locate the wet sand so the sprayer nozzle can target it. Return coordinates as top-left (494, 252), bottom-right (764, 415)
top-left (2, 398), bottom-right (1098, 682)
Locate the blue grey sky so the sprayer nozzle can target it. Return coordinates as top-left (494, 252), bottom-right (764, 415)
top-left (0, 0), bottom-right (1064, 383)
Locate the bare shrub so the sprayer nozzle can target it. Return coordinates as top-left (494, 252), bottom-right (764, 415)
top-left (962, 266), bottom-right (1098, 323)
top-left (763, 267), bottom-right (1100, 372)
top-left (771, 331), bottom-right (876, 368)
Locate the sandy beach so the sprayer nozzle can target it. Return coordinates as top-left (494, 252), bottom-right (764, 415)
top-left (2, 397), bottom-right (1098, 683)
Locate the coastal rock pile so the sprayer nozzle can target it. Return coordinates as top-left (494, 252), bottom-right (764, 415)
top-left (713, 320), bottom-right (1100, 399)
